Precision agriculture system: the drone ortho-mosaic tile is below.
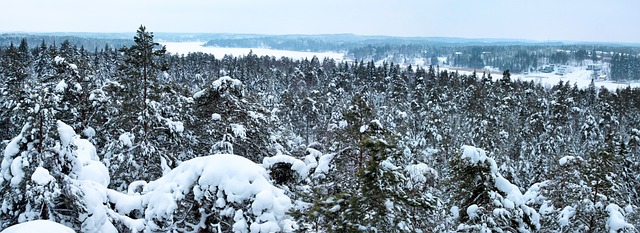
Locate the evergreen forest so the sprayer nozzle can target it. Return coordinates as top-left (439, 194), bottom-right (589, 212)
top-left (0, 26), bottom-right (638, 232)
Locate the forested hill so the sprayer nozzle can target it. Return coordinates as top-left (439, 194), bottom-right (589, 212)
top-left (0, 33), bottom-right (133, 51)
top-left (0, 27), bottom-right (638, 232)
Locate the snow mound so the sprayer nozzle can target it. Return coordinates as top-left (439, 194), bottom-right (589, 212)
top-left (212, 76), bottom-right (243, 93)
top-left (467, 204), bottom-right (479, 220)
top-left (0, 220), bottom-right (75, 233)
top-left (558, 206), bottom-right (575, 226)
top-left (461, 145), bottom-right (487, 164)
top-left (558, 156), bottom-right (579, 166)
top-left (606, 204), bottom-right (635, 232)
top-left (118, 133), bottom-right (133, 147)
top-left (57, 121), bottom-right (110, 187)
top-left (55, 80), bottom-right (68, 93)
top-left (263, 154), bottom-right (313, 179)
top-left (140, 154), bottom-right (292, 232)
top-left (230, 124), bottom-right (247, 139)
top-left (1, 127), bottom-right (29, 187)
top-left (31, 167), bottom-right (54, 186)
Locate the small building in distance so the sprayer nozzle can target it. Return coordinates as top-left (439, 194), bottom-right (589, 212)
top-left (555, 66), bottom-right (567, 76)
top-left (540, 65), bottom-right (554, 73)
top-left (587, 64), bottom-right (602, 71)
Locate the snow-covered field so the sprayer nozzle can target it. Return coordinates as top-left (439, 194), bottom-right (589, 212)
top-left (161, 42), bottom-right (346, 61)
top-left (441, 66), bottom-right (640, 90)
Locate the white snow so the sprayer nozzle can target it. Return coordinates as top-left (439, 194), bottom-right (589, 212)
top-left (55, 80), bottom-right (68, 92)
top-left (359, 124), bottom-right (368, 133)
top-left (441, 66), bottom-right (640, 90)
top-left (460, 146), bottom-right (541, 228)
top-left (494, 175), bottom-right (524, 206)
top-left (137, 154), bottom-right (292, 232)
top-left (31, 167), bottom-right (54, 186)
top-left (9, 155), bottom-right (24, 187)
top-left (166, 120), bottom-right (184, 134)
top-left (381, 159), bottom-right (399, 171)
top-left (461, 145), bottom-right (487, 164)
top-left (54, 56), bottom-right (65, 64)
top-left (467, 204), bottom-right (479, 220)
top-left (558, 206), bottom-right (576, 226)
top-left (559, 156), bottom-right (578, 166)
top-left (1, 129), bottom-right (26, 187)
top-left (0, 220), bottom-right (75, 233)
top-left (78, 181), bottom-right (117, 233)
top-left (405, 163), bottom-right (437, 189)
top-left (82, 127), bottom-right (96, 138)
top-left (451, 206), bottom-right (460, 219)
top-left (118, 133), bottom-right (133, 147)
top-left (211, 113), bottom-right (222, 121)
top-left (161, 42), bottom-right (346, 61)
top-left (192, 89), bottom-right (207, 99)
top-left (606, 204), bottom-right (635, 232)
top-left (230, 124), bottom-right (247, 139)
top-left (262, 154), bottom-right (312, 179)
top-left (212, 76), bottom-right (243, 93)
top-left (57, 120), bottom-right (75, 147)
top-left (57, 121), bottom-right (110, 187)
top-left (338, 120), bottom-right (348, 129)
top-left (313, 152), bottom-right (335, 178)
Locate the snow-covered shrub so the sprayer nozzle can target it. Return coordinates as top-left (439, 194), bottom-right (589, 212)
top-left (107, 154), bottom-right (293, 232)
top-left (0, 121), bottom-right (116, 232)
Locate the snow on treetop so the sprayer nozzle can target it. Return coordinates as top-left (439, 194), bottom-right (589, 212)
top-left (212, 76), bottom-right (243, 92)
top-left (0, 220), bottom-right (76, 233)
top-left (57, 120), bottom-right (75, 147)
top-left (193, 76), bottom-right (244, 99)
top-left (263, 154), bottom-right (313, 179)
top-left (54, 56), bottom-right (65, 64)
top-left (461, 145), bottom-right (487, 164)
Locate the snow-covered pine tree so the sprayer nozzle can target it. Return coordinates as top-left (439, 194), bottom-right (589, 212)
top-left (103, 25), bottom-right (185, 189)
top-left (298, 91), bottom-right (438, 232)
top-left (190, 75), bottom-right (274, 162)
top-left (449, 145), bottom-right (540, 232)
top-left (0, 79), bottom-right (88, 230)
top-left (0, 41), bottom-right (32, 141)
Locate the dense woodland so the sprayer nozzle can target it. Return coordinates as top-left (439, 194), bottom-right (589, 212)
top-left (0, 27), bottom-right (639, 232)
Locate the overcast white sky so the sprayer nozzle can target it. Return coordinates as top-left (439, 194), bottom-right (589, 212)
top-left (1, 0), bottom-right (639, 43)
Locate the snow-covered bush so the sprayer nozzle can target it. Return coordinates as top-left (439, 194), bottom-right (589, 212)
top-left (0, 121), bottom-right (115, 232)
top-left (106, 154), bottom-right (293, 232)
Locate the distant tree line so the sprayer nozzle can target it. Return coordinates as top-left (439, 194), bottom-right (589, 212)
top-left (610, 53), bottom-right (640, 81)
top-left (0, 34), bottom-right (134, 52)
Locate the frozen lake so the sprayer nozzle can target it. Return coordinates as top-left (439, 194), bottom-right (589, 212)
top-left (161, 42), bottom-right (346, 61)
